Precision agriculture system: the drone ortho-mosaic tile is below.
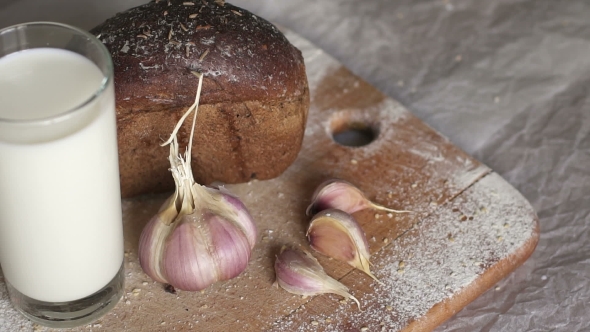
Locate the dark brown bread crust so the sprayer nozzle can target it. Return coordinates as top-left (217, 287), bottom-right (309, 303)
top-left (91, 0), bottom-right (309, 197)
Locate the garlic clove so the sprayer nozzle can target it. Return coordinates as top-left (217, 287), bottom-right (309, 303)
top-left (204, 212), bottom-right (252, 280)
top-left (163, 220), bottom-right (218, 291)
top-left (215, 186), bottom-right (257, 249)
top-left (162, 212), bottom-right (252, 291)
top-left (274, 247), bottom-right (360, 309)
top-left (307, 209), bottom-right (382, 284)
top-left (306, 179), bottom-right (412, 216)
top-left (138, 213), bottom-right (173, 284)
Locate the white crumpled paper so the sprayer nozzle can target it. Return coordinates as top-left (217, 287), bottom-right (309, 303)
top-left (1, 0), bottom-right (588, 330)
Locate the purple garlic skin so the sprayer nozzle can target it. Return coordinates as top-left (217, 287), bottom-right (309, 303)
top-left (306, 179), bottom-right (369, 216)
top-left (216, 186), bottom-right (257, 248)
top-left (163, 212), bottom-right (252, 291)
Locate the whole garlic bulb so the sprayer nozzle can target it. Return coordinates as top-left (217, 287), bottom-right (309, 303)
top-left (139, 184), bottom-right (257, 291)
top-left (138, 73), bottom-right (257, 291)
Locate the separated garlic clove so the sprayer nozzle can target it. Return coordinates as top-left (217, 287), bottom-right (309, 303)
top-left (306, 179), bottom-right (412, 216)
top-left (138, 73), bottom-right (257, 292)
top-left (307, 209), bottom-right (381, 283)
top-left (274, 247), bottom-right (360, 309)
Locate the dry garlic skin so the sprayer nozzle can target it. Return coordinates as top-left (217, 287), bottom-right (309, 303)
top-left (138, 213), bottom-right (172, 284)
top-left (202, 213), bottom-right (252, 280)
top-left (163, 220), bottom-right (219, 291)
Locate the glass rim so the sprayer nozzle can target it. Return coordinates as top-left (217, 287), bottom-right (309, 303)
top-left (0, 21), bottom-right (113, 126)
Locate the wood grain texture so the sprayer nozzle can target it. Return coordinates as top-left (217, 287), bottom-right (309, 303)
top-left (52, 29), bottom-right (538, 332)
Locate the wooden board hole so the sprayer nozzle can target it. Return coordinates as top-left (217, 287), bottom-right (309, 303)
top-left (330, 112), bottom-right (379, 147)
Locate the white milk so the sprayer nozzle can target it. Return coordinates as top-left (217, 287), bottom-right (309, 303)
top-left (0, 48), bottom-right (124, 302)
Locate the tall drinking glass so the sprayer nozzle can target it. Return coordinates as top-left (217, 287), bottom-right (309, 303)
top-left (0, 22), bottom-right (124, 328)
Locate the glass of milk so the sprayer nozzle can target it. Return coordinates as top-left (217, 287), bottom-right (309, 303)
top-left (0, 22), bottom-right (124, 328)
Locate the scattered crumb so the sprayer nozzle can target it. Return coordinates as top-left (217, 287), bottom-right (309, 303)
top-left (351, 159), bottom-right (358, 165)
top-left (164, 284), bottom-right (176, 294)
top-left (455, 54), bottom-right (462, 62)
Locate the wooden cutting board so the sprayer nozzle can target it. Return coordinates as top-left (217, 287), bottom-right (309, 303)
top-left (38, 29), bottom-right (538, 332)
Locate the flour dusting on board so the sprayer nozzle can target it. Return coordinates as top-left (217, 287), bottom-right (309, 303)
top-left (270, 173), bottom-right (538, 331)
top-left (0, 280), bottom-right (33, 331)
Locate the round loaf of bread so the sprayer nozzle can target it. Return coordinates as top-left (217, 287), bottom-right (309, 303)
top-left (91, 0), bottom-right (309, 197)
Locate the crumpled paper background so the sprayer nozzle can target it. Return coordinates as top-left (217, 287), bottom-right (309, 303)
top-left (1, 0), bottom-right (588, 330)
